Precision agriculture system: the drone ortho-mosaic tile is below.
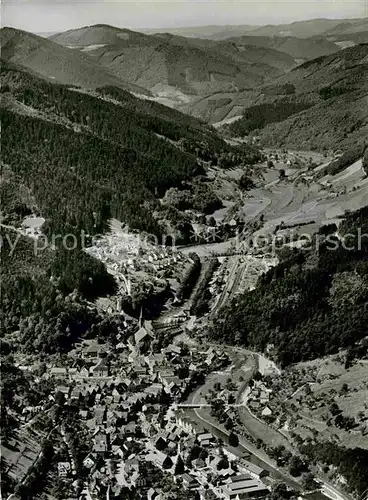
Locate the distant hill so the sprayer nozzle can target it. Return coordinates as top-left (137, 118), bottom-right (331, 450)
top-left (141, 24), bottom-right (261, 39)
top-left (239, 18), bottom-right (364, 38)
top-left (143, 18), bottom-right (366, 40)
top-left (324, 18), bottom-right (368, 36)
top-left (50, 23), bottom-right (146, 47)
top-left (255, 90), bottom-right (368, 151)
top-left (0, 27), bottom-right (148, 94)
top-left (242, 45), bottom-right (368, 150)
top-left (276, 43), bottom-right (368, 93)
top-left (49, 24), bottom-right (296, 99)
top-left (224, 35), bottom-right (340, 62)
top-left (321, 21), bottom-right (368, 49)
top-left (325, 31), bottom-right (368, 45)
top-left (151, 33), bottom-right (296, 71)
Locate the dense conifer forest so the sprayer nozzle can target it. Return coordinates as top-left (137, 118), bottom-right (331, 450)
top-left (0, 229), bottom-right (121, 353)
top-left (0, 61), bottom-right (262, 355)
top-left (1, 60), bottom-right (261, 237)
top-left (300, 443), bottom-right (368, 497)
top-left (226, 100), bottom-right (313, 136)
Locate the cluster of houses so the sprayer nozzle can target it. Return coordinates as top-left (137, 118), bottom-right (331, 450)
top-left (140, 411), bottom-right (270, 500)
top-left (14, 309), bottom-right (275, 499)
top-left (247, 380), bottom-right (274, 420)
top-left (29, 319), bottom-right (255, 498)
top-left (75, 407), bottom-right (271, 500)
top-left (85, 227), bottom-right (192, 303)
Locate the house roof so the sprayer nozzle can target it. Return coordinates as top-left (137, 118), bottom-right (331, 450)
top-left (261, 406), bottom-right (272, 416)
top-left (85, 343), bottom-right (105, 354)
top-left (197, 432), bottom-right (213, 441)
top-left (231, 473), bottom-right (254, 482)
top-left (58, 462), bottom-right (71, 470)
top-left (224, 446), bottom-right (247, 459)
top-left (50, 367), bottom-right (68, 375)
top-left (239, 459), bottom-right (265, 476)
top-left (224, 480), bottom-right (268, 494)
top-left (182, 473), bottom-right (197, 484)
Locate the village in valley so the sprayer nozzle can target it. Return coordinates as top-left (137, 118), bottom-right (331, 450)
top-left (4, 314), bottom-right (278, 500)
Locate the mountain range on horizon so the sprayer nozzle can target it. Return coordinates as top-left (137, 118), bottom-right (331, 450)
top-left (140, 16), bottom-right (368, 39)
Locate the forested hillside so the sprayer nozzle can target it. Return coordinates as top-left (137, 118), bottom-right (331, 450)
top-left (49, 24), bottom-right (296, 96)
top-left (226, 100), bottom-right (313, 136)
top-left (0, 228), bottom-right (120, 353)
top-left (189, 43), bottom-right (368, 152)
top-left (1, 61), bottom-right (261, 237)
top-left (210, 207), bottom-right (368, 366)
top-left (224, 34), bottom-right (339, 61)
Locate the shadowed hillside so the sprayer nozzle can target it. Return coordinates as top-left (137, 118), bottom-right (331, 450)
top-left (1, 60), bottom-right (261, 237)
top-left (224, 35), bottom-right (340, 62)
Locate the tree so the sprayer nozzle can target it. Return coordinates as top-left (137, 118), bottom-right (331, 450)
top-left (329, 402), bottom-right (341, 416)
top-left (288, 455), bottom-right (306, 476)
top-left (340, 383), bottom-right (349, 394)
top-left (271, 482), bottom-right (294, 500)
top-left (228, 432), bottom-right (239, 447)
top-left (174, 455), bottom-right (185, 475)
top-left (253, 371), bottom-right (263, 381)
top-left (239, 174), bottom-right (255, 191)
top-left (256, 438), bottom-right (263, 449)
top-left (225, 418), bottom-right (234, 431)
top-left (228, 394), bottom-right (236, 405)
top-left (217, 457), bottom-right (229, 470)
top-left (302, 473), bottom-right (318, 491)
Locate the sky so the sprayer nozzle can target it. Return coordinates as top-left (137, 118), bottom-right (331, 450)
top-left (1, 0), bottom-right (367, 33)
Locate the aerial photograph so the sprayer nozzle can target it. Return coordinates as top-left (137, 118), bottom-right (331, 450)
top-left (0, 0), bottom-right (367, 498)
